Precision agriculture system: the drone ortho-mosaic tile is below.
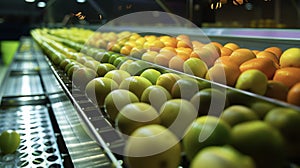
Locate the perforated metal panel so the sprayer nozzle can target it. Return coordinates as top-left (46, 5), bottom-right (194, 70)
top-left (0, 105), bottom-right (63, 167)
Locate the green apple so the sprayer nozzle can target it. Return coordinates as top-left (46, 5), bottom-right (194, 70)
top-left (171, 78), bottom-right (200, 100)
top-left (104, 89), bottom-right (139, 122)
top-left (59, 58), bottom-right (74, 69)
top-left (183, 58), bottom-right (208, 78)
top-left (104, 69), bottom-right (131, 85)
top-left (96, 63), bottom-right (117, 77)
top-left (235, 69), bottom-right (268, 95)
top-left (248, 100), bottom-right (276, 119)
top-left (126, 60), bottom-right (153, 76)
top-left (124, 124), bottom-right (181, 168)
top-left (190, 146), bottom-right (255, 168)
top-left (94, 51), bottom-right (112, 63)
top-left (156, 73), bottom-right (181, 93)
top-left (115, 103), bottom-right (161, 135)
top-left (190, 88), bottom-right (229, 116)
top-left (108, 53), bottom-right (122, 65)
top-left (231, 121), bottom-right (285, 168)
top-left (85, 77), bottom-right (118, 106)
top-left (140, 69), bottom-right (161, 85)
top-left (119, 76), bottom-right (152, 99)
top-left (264, 107), bottom-right (300, 142)
top-left (130, 47), bottom-right (147, 59)
top-left (119, 59), bottom-right (134, 71)
top-left (84, 60), bottom-right (100, 71)
top-left (140, 85), bottom-right (172, 111)
top-left (0, 130), bottom-right (21, 154)
top-left (183, 116), bottom-right (231, 161)
top-left (113, 56), bottom-right (128, 68)
top-left (141, 50), bottom-right (158, 63)
top-left (72, 67), bottom-right (98, 90)
top-left (67, 64), bottom-right (83, 80)
top-left (264, 107), bottom-right (300, 161)
top-left (159, 99), bottom-right (198, 138)
top-left (220, 105), bottom-right (259, 127)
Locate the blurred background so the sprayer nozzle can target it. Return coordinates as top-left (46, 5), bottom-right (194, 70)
top-left (0, 0), bottom-right (299, 64)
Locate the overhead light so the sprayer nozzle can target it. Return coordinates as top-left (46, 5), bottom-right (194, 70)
top-left (77, 0), bottom-right (86, 3)
top-left (37, 1), bottom-right (46, 8)
top-left (25, 0), bottom-right (35, 2)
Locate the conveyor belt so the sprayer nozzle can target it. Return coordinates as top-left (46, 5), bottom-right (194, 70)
top-left (0, 37), bottom-right (118, 167)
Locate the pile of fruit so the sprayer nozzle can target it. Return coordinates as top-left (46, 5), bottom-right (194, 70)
top-left (31, 28), bottom-right (300, 168)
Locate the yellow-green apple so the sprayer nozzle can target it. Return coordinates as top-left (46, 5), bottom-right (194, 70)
top-left (119, 76), bottom-right (152, 99)
top-left (104, 89), bottom-right (139, 122)
top-left (230, 121), bottom-right (285, 168)
top-left (220, 105), bottom-right (259, 127)
top-left (159, 99), bottom-right (198, 138)
top-left (124, 124), bottom-right (181, 168)
top-left (156, 73), bottom-right (181, 93)
top-left (140, 69), bottom-right (161, 85)
top-left (171, 78), bottom-right (200, 100)
top-left (85, 77), bottom-right (118, 106)
top-left (140, 85), bottom-right (172, 111)
top-left (183, 58), bottom-right (208, 78)
top-left (115, 103), bottom-right (161, 135)
top-left (190, 88), bottom-right (229, 116)
top-left (72, 67), bottom-right (98, 90)
top-left (235, 69), bottom-right (268, 95)
top-left (96, 63), bottom-right (117, 77)
top-left (104, 69), bottom-right (131, 85)
top-left (190, 146), bottom-right (255, 168)
top-left (279, 48), bottom-right (300, 68)
top-left (183, 116), bottom-right (231, 161)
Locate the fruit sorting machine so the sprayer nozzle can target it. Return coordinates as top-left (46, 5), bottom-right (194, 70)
top-left (0, 27), bottom-right (299, 168)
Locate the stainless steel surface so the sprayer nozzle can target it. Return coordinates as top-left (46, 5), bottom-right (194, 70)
top-left (50, 93), bottom-right (114, 168)
top-left (1, 37), bottom-right (117, 168)
top-left (40, 72), bottom-right (64, 94)
top-left (46, 58), bottom-right (124, 168)
top-left (3, 74), bottom-right (44, 97)
top-left (10, 61), bottom-right (39, 72)
top-left (0, 105), bottom-right (63, 167)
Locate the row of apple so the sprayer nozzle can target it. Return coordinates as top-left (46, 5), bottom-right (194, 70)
top-left (45, 27), bottom-right (300, 107)
top-left (32, 28), bottom-right (300, 168)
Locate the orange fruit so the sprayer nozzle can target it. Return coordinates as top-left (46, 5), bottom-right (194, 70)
top-left (168, 56), bottom-right (185, 72)
top-left (175, 47), bottom-right (192, 57)
top-left (160, 47), bottom-right (177, 54)
top-left (192, 40), bottom-right (205, 49)
top-left (176, 34), bottom-right (190, 41)
top-left (206, 61), bottom-right (241, 86)
top-left (256, 51), bottom-right (279, 64)
top-left (154, 51), bottom-right (175, 67)
top-left (221, 47), bottom-right (233, 56)
top-left (229, 48), bottom-right (256, 66)
top-left (252, 50), bottom-right (260, 55)
top-left (210, 41), bottom-right (223, 49)
top-left (191, 48), bottom-right (216, 67)
top-left (287, 82), bottom-right (300, 106)
top-left (177, 39), bottom-right (192, 48)
top-left (273, 67), bottom-right (300, 88)
top-left (265, 46), bottom-right (282, 58)
top-left (161, 38), bottom-right (177, 48)
top-left (264, 80), bottom-right (289, 101)
top-left (149, 40), bottom-right (165, 52)
top-left (202, 44), bottom-right (221, 59)
top-left (224, 42), bottom-right (239, 51)
top-left (120, 45), bottom-right (133, 55)
top-left (214, 56), bottom-right (231, 65)
top-left (239, 58), bottom-right (278, 79)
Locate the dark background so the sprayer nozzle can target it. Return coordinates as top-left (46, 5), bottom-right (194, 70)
top-left (0, 0), bottom-right (299, 40)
